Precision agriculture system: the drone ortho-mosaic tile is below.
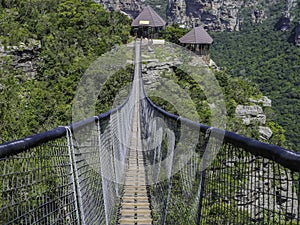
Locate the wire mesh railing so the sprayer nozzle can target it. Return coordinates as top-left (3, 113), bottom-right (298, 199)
top-left (200, 140), bottom-right (300, 224)
top-left (139, 89), bottom-right (300, 225)
top-left (140, 97), bottom-right (204, 224)
top-left (0, 133), bottom-right (79, 225)
top-left (0, 106), bottom-right (133, 225)
top-left (138, 40), bottom-right (300, 224)
top-left (0, 37), bottom-right (138, 225)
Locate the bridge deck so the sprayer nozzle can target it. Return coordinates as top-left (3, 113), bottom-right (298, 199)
top-left (118, 40), bottom-right (153, 225)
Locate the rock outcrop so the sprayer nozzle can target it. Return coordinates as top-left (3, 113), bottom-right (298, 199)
top-left (142, 61), bottom-right (179, 90)
top-left (232, 158), bottom-right (298, 221)
top-left (249, 96), bottom-right (272, 107)
top-left (259, 126), bottom-right (273, 140)
top-left (167, 0), bottom-right (266, 31)
top-left (0, 39), bottom-right (41, 79)
top-left (96, 0), bottom-right (299, 32)
top-left (235, 105), bottom-right (266, 125)
top-left (95, 0), bottom-right (144, 18)
top-left (236, 96), bottom-right (273, 140)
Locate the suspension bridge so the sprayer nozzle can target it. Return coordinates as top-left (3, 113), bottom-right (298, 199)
top-left (0, 40), bottom-right (300, 225)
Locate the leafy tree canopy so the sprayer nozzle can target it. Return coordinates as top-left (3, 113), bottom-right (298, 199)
top-left (0, 0), bottom-right (132, 142)
top-left (210, 21), bottom-right (300, 150)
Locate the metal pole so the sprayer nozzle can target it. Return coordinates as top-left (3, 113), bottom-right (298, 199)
top-left (196, 170), bottom-right (206, 225)
top-left (96, 118), bottom-right (110, 225)
top-left (65, 127), bottom-right (83, 225)
top-left (196, 128), bottom-right (212, 225)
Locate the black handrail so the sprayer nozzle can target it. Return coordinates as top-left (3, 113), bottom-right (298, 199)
top-left (0, 126), bottom-right (66, 158)
top-left (0, 110), bottom-right (113, 159)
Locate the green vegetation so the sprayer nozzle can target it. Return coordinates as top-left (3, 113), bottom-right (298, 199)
top-left (164, 24), bottom-right (188, 45)
top-left (96, 65), bottom-right (134, 114)
top-left (144, 36), bottom-right (291, 223)
top-left (0, 3), bottom-right (132, 222)
top-left (210, 15), bottom-right (300, 150)
top-left (147, 59), bottom-right (285, 146)
top-left (0, 0), bottom-right (131, 142)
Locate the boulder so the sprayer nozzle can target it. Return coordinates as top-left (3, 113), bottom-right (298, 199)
top-left (249, 96), bottom-right (272, 107)
top-left (0, 39), bottom-right (41, 79)
top-left (259, 126), bottom-right (273, 140)
top-left (236, 104), bottom-right (266, 125)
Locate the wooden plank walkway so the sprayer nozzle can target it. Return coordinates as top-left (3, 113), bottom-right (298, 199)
top-left (118, 40), bottom-right (153, 225)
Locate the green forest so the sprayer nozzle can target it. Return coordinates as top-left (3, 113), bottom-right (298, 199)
top-left (147, 56), bottom-right (286, 147)
top-left (210, 15), bottom-right (300, 150)
top-left (0, 0), bottom-right (131, 142)
top-left (162, 0), bottom-right (300, 151)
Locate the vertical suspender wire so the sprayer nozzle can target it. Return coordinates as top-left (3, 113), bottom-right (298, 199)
top-left (196, 128), bottom-right (212, 225)
top-left (65, 126), bottom-right (84, 225)
top-left (155, 131), bottom-right (163, 184)
top-left (96, 117), bottom-right (110, 225)
top-left (116, 109), bottom-right (122, 188)
top-left (113, 110), bottom-right (120, 196)
top-left (196, 168), bottom-right (206, 225)
top-left (110, 112), bottom-right (116, 196)
top-left (163, 131), bottom-right (176, 225)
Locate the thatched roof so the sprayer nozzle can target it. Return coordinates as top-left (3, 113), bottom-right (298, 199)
top-left (179, 26), bottom-right (213, 44)
top-left (131, 6), bottom-right (166, 27)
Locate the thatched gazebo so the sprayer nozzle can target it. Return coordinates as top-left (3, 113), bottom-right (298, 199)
top-left (131, 6), bottom-right (166, 39)
top-left (179, 26), bottom-right (213, 61)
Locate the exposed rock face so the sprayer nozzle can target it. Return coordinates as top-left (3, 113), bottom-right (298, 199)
top-left (259, 126), bottom-right (273, 140)
top-left (97, 0), bottom-right (274, 31)
top-left (167, 0), bottom-right (272, 31)
top-left (167, 0), bottom-right (300, 31)
top-left (236, 104), bottom-right (266, 125)
top-left (249, 96), bottom-right (272, 107)
top-left (236, 97), bottom-right (273, 140)
top-left (97, 0), bottom-right (299, 32)
top-left (232, 158), bottom-right (298, 221)
top-left (0, 39), bottom-right (41, 79)
top-left (95, 0), bottom-right (144, 18)
top-left (142, 61), bottom-right (179, 90)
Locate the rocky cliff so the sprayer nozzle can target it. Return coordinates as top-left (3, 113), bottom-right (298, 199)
top-left (167, 0), bottom-right (275, 31)
top-left (97, 0), bottom-right (299, 31)
top-left (95, 0), bottom-right (144, 18)
top-left (167, 0), bottom-right (300, 31)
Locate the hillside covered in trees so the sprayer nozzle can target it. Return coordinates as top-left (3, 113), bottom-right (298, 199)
top-left (210, 12), bottom-right (300, 150)
top-left (0, 0), bottom-right (131, 142)
top-left (161, 0), bottom-right (300, 150)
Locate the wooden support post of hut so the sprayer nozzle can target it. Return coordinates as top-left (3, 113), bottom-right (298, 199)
top-left (131, 6), bottom-right (166, 39)
top-left (179, 26), bottom-right (213, 63)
